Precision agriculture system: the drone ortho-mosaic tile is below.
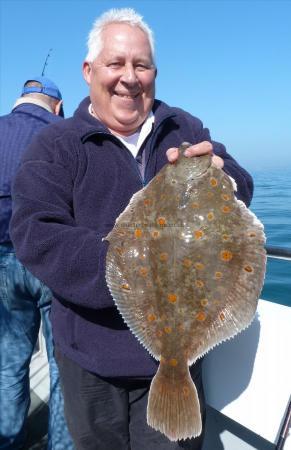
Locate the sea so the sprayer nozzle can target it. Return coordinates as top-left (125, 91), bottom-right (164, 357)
top-left (250, 169), bottom-right (291, 307)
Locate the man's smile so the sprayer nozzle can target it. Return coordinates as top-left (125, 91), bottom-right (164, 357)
top-left (113, 91), bottom-right (140, 99)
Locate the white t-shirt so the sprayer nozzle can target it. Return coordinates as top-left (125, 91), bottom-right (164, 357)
top-left (88, 103), bottom-right (154, 158)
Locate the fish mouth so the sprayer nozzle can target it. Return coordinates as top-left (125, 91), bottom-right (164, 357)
top-left (178, 143), bottom-right (211, 177)
top-left (185, 154), bottom-right (212, 179)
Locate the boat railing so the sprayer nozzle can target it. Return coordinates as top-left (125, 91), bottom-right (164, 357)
top-left (265, 245), bottom-right (291, 450)
top-left (266, 245), bottom-right (291, 261)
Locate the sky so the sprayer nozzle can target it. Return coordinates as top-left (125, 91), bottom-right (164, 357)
top-left (1, 0), bottom-right (291, 171)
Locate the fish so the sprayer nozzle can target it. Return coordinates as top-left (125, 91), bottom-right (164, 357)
top-left (105, 142), bottom-right (266, 441)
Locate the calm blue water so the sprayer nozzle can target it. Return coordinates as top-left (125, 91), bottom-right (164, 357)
top-left (250, 170), bottom-right (291, 307)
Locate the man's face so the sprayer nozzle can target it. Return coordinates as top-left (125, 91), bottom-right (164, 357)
top-left (83, 23), bottom-right (156, 136)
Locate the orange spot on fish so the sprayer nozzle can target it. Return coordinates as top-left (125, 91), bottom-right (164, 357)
top-left (169, 358), bottom-right (178, 367)
top-left (194, 230), bottom-right (204, 240)
top-left (182, 258), bottom-right (192, 268)
top-left (207, 192), bottom-right (214, 198)
top-left (215, 271), bottom-right (223, 279)
top-left (151, 230), bottom-right (160, 239)
top-left (220, 250), bottom-right (233, 262)
top-left (144, 199), bottom-right (152, 206)
top-left (222, 206), bottom-right (231, 213)
top-left (164, 326), bottom-right (172, 334)
top-left (121, 283), bottom-right (130, 290)
top-left (157, 217), bottom-right (166, 227)
top-left (207, 212), bottom-right (215, 221)
top-left (139, 267), bottom-right (148, 277)
top-left (244, 265), bottom-right (254, 273)
top-left (194, 262), bottom-right (205, 270)
top-left (221, 194), bottom-right (230, 201)
top-left (196, 311), bottom-right (207, 321)
top-left (220, 312), bottom-right (226, 321)
top-left (147, 313), bottom-right (156, 322)
top-left (134, 229), bottom-right (143, 238)
top-left (156, 330), bottom-right (163, 338)
top-left (201, 298), bottom-right (208, 307)
top-left (222, 234), bottom-right (231, 241)
top-left (167, 294), bottom-right (177, 303)
top-left (191, 202), bottom-right (199, 209)
top-left (195, 280), bottom-right (204, 288)
top-left (160, 253), bottom-right (169, 262)
top-left (210, 177), bottom-right (218, 187)
top-left (248, 231), bottom-right (257, 238)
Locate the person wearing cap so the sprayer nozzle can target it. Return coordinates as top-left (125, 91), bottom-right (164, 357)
top-left (0, 77), bottom-right (73, 449)
top-left (10, 9), bottom-right (253, 450)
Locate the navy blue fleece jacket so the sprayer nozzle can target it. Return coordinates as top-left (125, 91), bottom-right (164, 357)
top-left (10, 97), bottom-right (253, 377)
top-left (0, 102), bottom-right (62, 244)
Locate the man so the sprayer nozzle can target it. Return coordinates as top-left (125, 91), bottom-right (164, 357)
top-left (10, 9), bottom-right (253, 450)
top-left (0, 77), bottom-right (73, 449)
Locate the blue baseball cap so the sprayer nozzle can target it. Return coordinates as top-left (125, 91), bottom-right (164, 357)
top-left (22, 76), bottom-right (62, 100)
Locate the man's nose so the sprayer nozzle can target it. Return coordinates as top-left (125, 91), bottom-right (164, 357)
top-left (120, 64), bottom-right (138, 84)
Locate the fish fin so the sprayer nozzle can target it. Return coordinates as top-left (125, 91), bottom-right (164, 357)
top-left (147, 364), bottom-right (202, 441)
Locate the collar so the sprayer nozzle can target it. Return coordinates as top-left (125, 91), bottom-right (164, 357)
top-left (13, 97), bottom-right (54, 114)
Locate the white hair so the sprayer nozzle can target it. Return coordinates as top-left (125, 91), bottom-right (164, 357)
top-left (85, 8), bottom-right (155, 63)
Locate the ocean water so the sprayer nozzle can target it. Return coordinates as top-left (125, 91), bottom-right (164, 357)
top-left (250, 169), bottom-right (291, 307)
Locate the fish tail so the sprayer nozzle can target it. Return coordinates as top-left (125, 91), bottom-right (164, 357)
top-left (147, 363), bottom-right (202, 441)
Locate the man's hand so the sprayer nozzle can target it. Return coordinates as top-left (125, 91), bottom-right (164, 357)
top-left (166, 141), bottom-right (224, 169)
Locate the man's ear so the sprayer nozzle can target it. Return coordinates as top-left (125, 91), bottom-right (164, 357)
top-left (54, 100), bottom-right (64, 117)
top-left (83, 61), bottom-right (92, 85)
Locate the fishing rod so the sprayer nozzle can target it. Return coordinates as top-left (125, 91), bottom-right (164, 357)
top-left (41, 48), bottom-right (53, 76)
top-left (39, 49), bottom-right (64, 118)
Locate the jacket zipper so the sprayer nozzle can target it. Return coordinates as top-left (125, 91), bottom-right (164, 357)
top-left (143, 113), bottom-right (176, 185)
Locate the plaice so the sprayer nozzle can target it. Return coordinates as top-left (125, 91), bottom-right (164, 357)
top-left (105, 142), bottom-right (266, 441)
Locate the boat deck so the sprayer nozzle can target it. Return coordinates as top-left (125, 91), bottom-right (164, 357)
top-left (25, 395), bottom-right (277, 449)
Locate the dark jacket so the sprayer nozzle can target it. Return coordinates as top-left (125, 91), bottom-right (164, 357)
top-left (10, 97), bottom-right (253, 377)
top-left (0, 102), bottom-right (62, 244)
